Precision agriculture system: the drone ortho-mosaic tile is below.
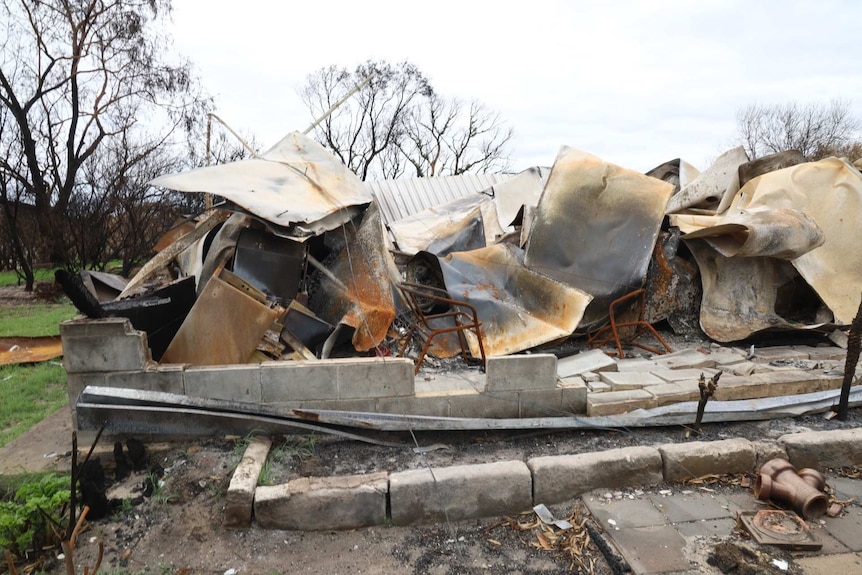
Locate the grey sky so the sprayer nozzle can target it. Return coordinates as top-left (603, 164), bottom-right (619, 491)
top-left (169, 0), bottom-right (862, 173)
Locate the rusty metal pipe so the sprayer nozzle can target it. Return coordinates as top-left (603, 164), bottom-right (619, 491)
top-left (753, 458), bottom-right (828, 519)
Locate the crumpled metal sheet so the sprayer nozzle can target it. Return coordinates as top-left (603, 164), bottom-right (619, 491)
top-left (676, 208), bottom-right (824, 259)
top-left (432, 243), bottom-right (592, 357)
top-left (686, 239), bottom-right (812, 342)
top-left (676, 157), bottom-right (862, 324)
top-left (484, 166), bottom-right (551, 230)
top-left (388, 195), bottom-right (502, 255)
top-left (645, 158), bottom-right (700, 194)
top-left (665, 146), bottom-right (748, 214)
top-left (150, 132), bottom-right (372, 239)
top-left (308, 203), bottom-right (398, 352)
top-left (161, 270), bottom-right (280, 365)
top-left (524, 147), bottom-right (673, 328)
top-left (0, 336), bottom-right (63, 366)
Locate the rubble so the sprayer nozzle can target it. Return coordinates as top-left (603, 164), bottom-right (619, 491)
top-left (56, 131), bottom-right (862, 428)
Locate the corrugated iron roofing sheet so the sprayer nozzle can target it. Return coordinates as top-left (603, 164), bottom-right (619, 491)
top-left (366, 173), bottom-right (510, 225)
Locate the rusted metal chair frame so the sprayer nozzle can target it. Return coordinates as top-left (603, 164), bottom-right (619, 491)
top-left (397, 281), bottom-right (487, 375)
top-left (588, 288), bottom-right (673, 359)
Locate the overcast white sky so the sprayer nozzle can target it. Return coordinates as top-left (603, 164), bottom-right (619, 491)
top-left (168, 0), bottom-right (862, 174)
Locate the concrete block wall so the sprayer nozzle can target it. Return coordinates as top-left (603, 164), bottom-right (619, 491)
top-left (60, 321), bottom-right (586, 434)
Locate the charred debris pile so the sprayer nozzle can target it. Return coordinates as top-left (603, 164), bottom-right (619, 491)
top-left (58, 133), bottom-right (862, 370)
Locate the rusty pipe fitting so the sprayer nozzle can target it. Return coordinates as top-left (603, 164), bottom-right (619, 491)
top-left (753, 458), bottom-right (828, 519)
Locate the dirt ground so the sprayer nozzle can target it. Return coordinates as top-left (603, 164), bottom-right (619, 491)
top-left (3, 282), bottom-right (861, 574)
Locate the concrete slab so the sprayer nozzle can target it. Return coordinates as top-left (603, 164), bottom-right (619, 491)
top-left (794, 553), bottom-right (862, 575)
top-left (599, 371), bottom-right (665, 390)
top-left (583, 495), bottom-right (665, 528)
top-left (606, 525), bottom-right (692, 574)
top-left (414, 370), bottom-right (485, 394)
top-left (751, 345), bottom-right (809, 361)
top-left (822, 507), bottom-right (862, 551)
top-left (587, 381), bottom-right (611, 393)
top-left (649, 492), bottom-right (734, 523)
top-left (587, 389), bottom-right (655, 416)
top-left (650, 367), bottom-right (718, 383)
top-left (674, 517), bottom-right (736, 538)
top-left (828, 477), bottom-right (862, 504)
top-left (557, 349), bottom-right (617, 377)
top-left (653, 349), bottom-right (716, 370)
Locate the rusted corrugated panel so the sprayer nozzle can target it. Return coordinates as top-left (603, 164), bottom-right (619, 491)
top-left (0, 336), bottom-right (63, 365)
top-left (150, 132), bottom-right (372, 239)
top-left (308, 203), bottom-right (397, 352)
top-left (432, 243), bottom-right (592, 357)
top-left (160, 271), bottom-right (280, 365)
top-left (368, 173), bottom-right (509, 226)
top-left (524, 147), bottom-right (673, 329)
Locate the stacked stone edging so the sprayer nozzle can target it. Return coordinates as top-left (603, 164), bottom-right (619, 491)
top-left (229, 428), bottom-right (862, 531)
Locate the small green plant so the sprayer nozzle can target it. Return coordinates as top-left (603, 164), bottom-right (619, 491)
top-left (271, 434), bottom-right (318, 465)
top-left (258, 460), bottom-right (273, 486)
top-left (0, 473), bottom-right (71, 559)
top-left (148, 473), bottom-right (176, 506)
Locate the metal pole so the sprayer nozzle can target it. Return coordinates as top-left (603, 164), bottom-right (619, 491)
top-left (303, 72), bottom-right (376, 135)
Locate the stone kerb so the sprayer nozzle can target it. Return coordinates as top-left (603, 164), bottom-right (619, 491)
top-left (779, 428), bottom-right (862, 469)
top-left (528, 446), bottom-right (663, 504)
top-left (659, 438), bottom-right (755, 482)
top-left (389, 460), bottom-right (532, 526)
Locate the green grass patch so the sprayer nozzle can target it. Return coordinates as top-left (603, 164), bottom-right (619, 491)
top-left (0, 302), bottom-right (78, 337)
top-left (0, 363), bottom-right (67, 448)
top-left (0, 267), bottom-right (56, 288)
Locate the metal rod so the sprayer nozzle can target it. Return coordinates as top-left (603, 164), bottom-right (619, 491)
top-left (303, 72), bottom-right (376, 135)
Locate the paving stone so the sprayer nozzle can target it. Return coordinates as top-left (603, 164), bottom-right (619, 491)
top-left (674, 517), bottom-right (736, 538)
top-left (708, 348), bottom-right (748, 366)
top-left (725, 360), bottom-right (758, 376)
top-left (751, 345), bottom-right (809, 361)
top-left (254, 472), bottom-right (388, 531)
top-left (587, 381), bottom-right (611, 393)
top-left (599, 371), bottom-right (665, 390)
top-left (807, 525), bottom-right (853, 554)
top-left (650, 367), bottom-right (718, 383)
top-left (530, 447), bottom-right (662, 504)
top-left (605, 525), bottom-right (692, 574)
top-left (794, 552), bottom-right (862, 575)
top-left (822, 507), bottom-right (862, 551)
top-left (556, 349), bottom-right (617, 377)
top-left (583, 495), bottom-right (665, 528)
top-left (659, 438), bottom-right (755, 482)
top-left (828, 477), bottom-right (862, 505)
top-left (653, 349), bottom-right (716, 370)
top-left (647, 382), bottom-right (700, 406)
top-left (225, 436), bottom-right (271, 528)
top-left (780, 428), bottom-right (862, 469)
top-left (389, 460), bottom-right (532, 526)
top-left (587, 389), bottom-right (656, 416)
top-left (713, 370), bottom-right (820, 401)
top-left (648, 492), bottom-right (734, 523)
top-left (580, 371), bottom-right (601, 383)
top-left (615, 358), bottom-right (661, 372)
top-left (804, 346), bottom-right (846, 361)
top-left (486, 354), bottom-right (557, 391)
